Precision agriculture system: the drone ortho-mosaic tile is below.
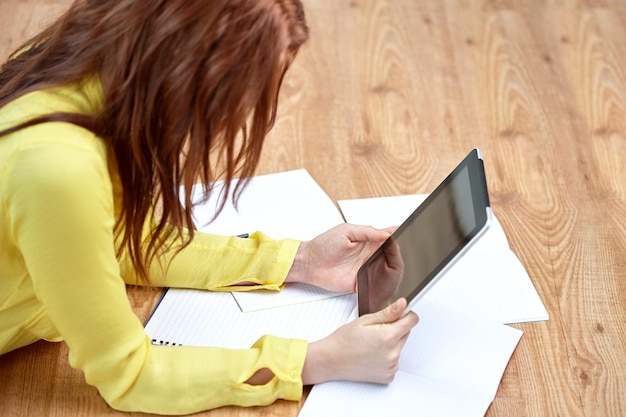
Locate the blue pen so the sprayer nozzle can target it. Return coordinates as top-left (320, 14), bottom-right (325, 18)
top-left (237, 233), bottom-right (249, 238)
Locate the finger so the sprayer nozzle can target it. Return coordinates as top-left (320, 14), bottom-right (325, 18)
top-left (343, 224), bottom-right (391, 243)
top-left (382, 311), bottom-right (419, 346)
top-left (362, 297), bottom-right (407, 325)
top-left (394, 328), bottom-right (412, 350)
top-left (391, 310), bottom-right (419, 335)
top-left (382, 226), bottom-right (398, 234)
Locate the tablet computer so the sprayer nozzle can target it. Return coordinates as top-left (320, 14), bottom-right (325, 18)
top-left (357, 148), bottom-right (492, 316)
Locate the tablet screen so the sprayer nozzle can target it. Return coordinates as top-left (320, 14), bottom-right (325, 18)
top-left (357, 149), bottom-right (491, 315)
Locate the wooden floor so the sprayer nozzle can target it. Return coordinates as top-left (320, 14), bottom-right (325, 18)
top-left (1, 0), bottom-right (625, 416)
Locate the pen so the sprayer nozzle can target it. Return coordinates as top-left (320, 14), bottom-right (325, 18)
top-left (237, 233), bottom-right (249, 238)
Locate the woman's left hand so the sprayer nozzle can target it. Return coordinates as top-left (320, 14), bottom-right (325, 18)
top-left (286, 223), bottom-right (392, 293)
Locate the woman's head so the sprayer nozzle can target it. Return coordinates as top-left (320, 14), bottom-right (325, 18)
top-left (0, 0), bottom-right (309, 281)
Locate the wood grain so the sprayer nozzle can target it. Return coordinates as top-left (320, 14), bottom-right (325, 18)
top-left (1, 0), bottom-right (625, 416)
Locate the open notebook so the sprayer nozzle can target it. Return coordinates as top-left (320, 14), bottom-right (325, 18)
top-left (145, 289), bottom-right (355, 348)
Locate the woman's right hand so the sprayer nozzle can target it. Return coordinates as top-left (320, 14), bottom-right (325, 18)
top-left (302, 297), bottom-right (419, 385)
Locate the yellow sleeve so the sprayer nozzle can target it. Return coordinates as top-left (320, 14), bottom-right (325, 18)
top-left (127, 335), bottom-right (307, 413)
top-left (5, 124), bottom-right (307, 414)
top-left (120, 229), bottom-right (301, 292)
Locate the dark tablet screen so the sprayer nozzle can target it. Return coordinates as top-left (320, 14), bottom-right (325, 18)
top-left (357, 149), bottom-right (491, 315)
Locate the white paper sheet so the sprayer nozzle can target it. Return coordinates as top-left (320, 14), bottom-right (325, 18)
top-left (298, 300), bottom-right (523, 417)
top-left (188, 169), bottom-right (344, 240)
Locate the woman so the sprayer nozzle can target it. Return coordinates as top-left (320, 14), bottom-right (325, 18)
top-left (0, 0), bottom-right (419, 414)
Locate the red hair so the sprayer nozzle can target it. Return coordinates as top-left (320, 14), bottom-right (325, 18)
top-left (0, 0), bottom-right (309, 282)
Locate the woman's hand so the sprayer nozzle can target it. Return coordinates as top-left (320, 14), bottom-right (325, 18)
top-left (302, 297), bottom-right (419, 385)
top-left (286, 223), bottom-right (391, 293)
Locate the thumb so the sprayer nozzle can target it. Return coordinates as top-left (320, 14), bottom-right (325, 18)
top-left (364, 297), bottom-right (407, 325)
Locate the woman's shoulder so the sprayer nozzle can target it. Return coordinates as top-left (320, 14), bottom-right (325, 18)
top-left (1, 119), bottom-right (107, 175)
top-left (0, 75), bottom-right (103, 133)
top-left (1, 125), bottom-right (110, 204)
top-left (0, 77), bottom-right (111, 207)
top-left (0, 77), bottom-right (107, 170)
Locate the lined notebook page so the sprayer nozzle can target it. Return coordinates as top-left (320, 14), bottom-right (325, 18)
top-left (338, 195), bottom-right (549, 324)
top-left (144, 289), bottom-right (356, 348)
top-left (299, 300), bottom-right (523, 417)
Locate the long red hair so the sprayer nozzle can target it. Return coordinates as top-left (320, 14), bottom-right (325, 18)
top-left (0, 0), bottom-right (309, 282)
